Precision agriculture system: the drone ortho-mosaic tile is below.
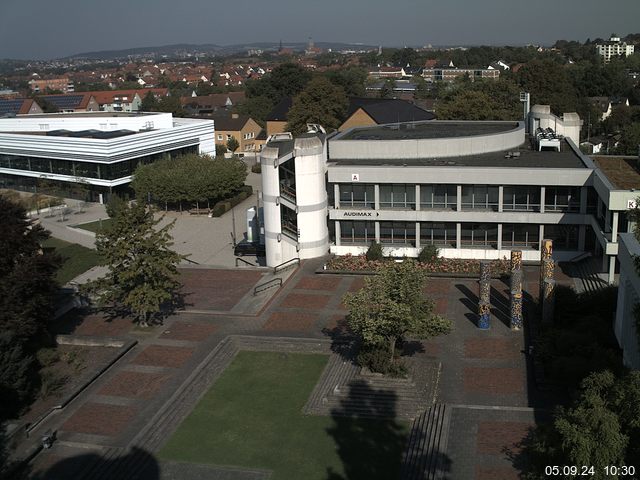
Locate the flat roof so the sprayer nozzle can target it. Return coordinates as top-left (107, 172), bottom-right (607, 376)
top-left (337, 121), bottom-right (520, 141)
top-left (330, 140), bottom-right (586, 169)
top-left (593, 156), bottom-right (640, 189)
top-left (13, 112), bottom-right (160, 119)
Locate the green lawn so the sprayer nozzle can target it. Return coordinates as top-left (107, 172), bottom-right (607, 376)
top-left (43, 237), bottom-right (101, 284)
top-left (159, 351), bottom-right (408, 480)
top-left (75, 218), bottom-right (112, 233)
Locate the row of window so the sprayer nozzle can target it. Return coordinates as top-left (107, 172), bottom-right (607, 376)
top-left (0, 146), bottom-right (197, 180)
top-left (338, 221), bottom-right (579, 250)
top-left (337, 184), bottom-right (585, 212)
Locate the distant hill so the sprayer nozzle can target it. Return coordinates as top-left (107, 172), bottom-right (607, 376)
top-left (64, 41), bottom-right (380, 60)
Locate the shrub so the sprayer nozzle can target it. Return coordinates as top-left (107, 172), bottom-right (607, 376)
top-left (36, 348), bottom-right (60, 368)
top-left (365, 242), bottom-right (384, 261)
top-left (39, 370), bottom-right (69, 399)
top-left (418, 245), bottom-right (439, 263)
top-left (357, 343), bottom-right (407, 376)
top-left (251, 163), bottom-right (262, 174)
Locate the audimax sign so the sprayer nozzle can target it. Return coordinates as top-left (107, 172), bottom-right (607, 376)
top-left (340, 211), bottom-right (380, 218)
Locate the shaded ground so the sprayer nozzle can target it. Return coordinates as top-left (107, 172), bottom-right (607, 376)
top-left (42, 237), bottom-right (101, 284)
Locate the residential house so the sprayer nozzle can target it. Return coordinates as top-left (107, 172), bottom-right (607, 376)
top-left (181, 92), bottom-right (246, 116)
top-left (36, 93), bottom-right (99, 113)
top-left (339, 98), bottom-right (435, 131)
top-left (597, 34), bottom-right (635, 63)
top-left (90, 89), bottom-right (169, 112)
top-left (212, 113), bottom-right (263, 154)
top-left (265, 97), bottom-right (293, 136)
top-left (28, 77), bottom-right (73, 93)
top-left (0, 98), bottom-right (43, 116)
top-left (589, 96), bottom-right (630, 121)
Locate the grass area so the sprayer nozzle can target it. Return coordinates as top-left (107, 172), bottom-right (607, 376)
top-left (43, 237), bottom-right (101, 284)
top-left (159, 351), bottom-right (408, 480)
top-left (75, 218), bottom-right (112, 233)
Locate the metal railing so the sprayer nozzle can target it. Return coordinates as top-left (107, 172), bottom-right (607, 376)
top-left (273, 257), bottom-right (300, 274)
top-left (235, 257), bottom-right (256, 267)
top-left (183, 257), bottom-right (200, 265)
top-left (254, 277), bottom-right (282, 295)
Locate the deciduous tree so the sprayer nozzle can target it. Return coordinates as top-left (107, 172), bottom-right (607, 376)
top-left (286, 77), bottom-right (348, 134)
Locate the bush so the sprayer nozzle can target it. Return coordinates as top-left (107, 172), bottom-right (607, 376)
top-left (357, 343), bottom-right (407, 376)
top-left (418, 245), bottom-right (439, 263)
top-left (211, 186), bottom-right (253, 217)
top-left (39, 370), bottom-right (69, 399)
top-left (36, 348), bottom-right (60, 368)
top-left (251, 163), bottom-right (262, 174)
top-left (365, 242), bottom-right (384, 261)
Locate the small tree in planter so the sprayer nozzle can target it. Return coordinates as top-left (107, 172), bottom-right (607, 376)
top-left (343, 261), bottom-right (453, 374)
top-left (366, 241), bottom-right (384, 261)
top-left (226, 136), bottom-right (240, 156)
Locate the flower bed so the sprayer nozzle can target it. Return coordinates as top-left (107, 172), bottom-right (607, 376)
top-left (326, 254), bottom-right (510, 276)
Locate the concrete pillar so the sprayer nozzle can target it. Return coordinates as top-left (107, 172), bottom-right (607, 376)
top-left (456, 222), bottom-right (462, 249)
top-left (603, 254), bottom-right (609, 272)
top-left (415, 222), bottom-right (420, 249)
top-left (605, 208), bottom-right (611, 233)
top-left (510, 269), bottom-right (524, 330)
top-left (375, 221), bottom-right (380, 242)
top-left (539, 186), bottom-right (546, 213)
top-left (541, 278), bottom-right (556, 325)
top-left (334, 184), bottom-right (340, 209)
top-left (478, 261), bottom-right (491, 329)
top-left (456, 185), bottom-right (462, 211)
top-left (374, 184), bottom-right (380, 210)
top-left (497, 224), bottom-right (503, 250)
top-left (510, 250), bottom-right (523, 272)
top-left (580, 186), bottom-right (588, 214)
top-left (578, 225), bottom-right (586, 251)
top-left (335, 221), bottom-right (341, 246)
top-left (498, 186), bottom-right (504, 213)
top-left (608, 255), bottom-right (616, 284)
top-left (415, 185), bottom-right (421, 211)
top-left (612, 211), bottom-right (619, 241)
top-left (538, 225), bottom-right (544, 252)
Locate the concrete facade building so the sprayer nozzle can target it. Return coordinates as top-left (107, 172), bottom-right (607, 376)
top-left (614, 233), bottom-right (640, 369)
top-left (597, 34), bottom-right (635, 63)
top-left (259, 107), bottom-right (639, 284)
top-left (0, 112), bottom-right (214, 202)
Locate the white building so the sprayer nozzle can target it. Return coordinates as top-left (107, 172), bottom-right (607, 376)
top-left (597, 34), bottom-right (635, 63)
top-left (260, 107), bottom-right (640, 284)
top-left (614, 233), bottom-right (640, 369)
top-left (0, 112), bottom-right (214, 202)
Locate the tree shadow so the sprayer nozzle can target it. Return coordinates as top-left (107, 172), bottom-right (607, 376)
top-left (28, 446), bottom-right (159, 480)
top-left (325, 380), bottom-right (408, 480)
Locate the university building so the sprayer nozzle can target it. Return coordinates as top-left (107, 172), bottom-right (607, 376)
top-left (0, 112), bottom-right (215, 202)
top-left (260, 107), bottom-right (639, 284)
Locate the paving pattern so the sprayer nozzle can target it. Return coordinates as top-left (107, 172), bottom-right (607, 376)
top-left (29, 261), bottom-right (566, 480)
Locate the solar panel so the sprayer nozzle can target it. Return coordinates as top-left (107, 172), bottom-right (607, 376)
top-left (46, 95), bottom-right (84, 109)
top-left (0, 99), bottom-right (25, 115)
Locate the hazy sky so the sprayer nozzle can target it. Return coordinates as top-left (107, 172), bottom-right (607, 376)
top-left (1, 0), bottom-right (639, 59)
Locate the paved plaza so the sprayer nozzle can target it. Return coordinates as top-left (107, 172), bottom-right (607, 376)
top-left (25, 258), bottom-right (565, 480)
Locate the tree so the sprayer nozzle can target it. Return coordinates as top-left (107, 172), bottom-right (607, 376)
top-left (285, 77), bottom-right (348, 134)
top-left (616, 122), bottom-right (640, 155)
top-left (140, 91), bottom-right (159, 111)
top-left (343, 261), bottom-right (452, 372)
top-left (324, 66), bottom-right (368, 97)
top-left (379, 78), bottom-right (395, 99)
top-left (237, 95), bottom-right (274, 126)
top-left (226, 136), bottom-right (239, 154)
top-left (516, 59), bottom-right (578, 114)
top-left (436, 78), bottom-right (521, 121)
top-left (156, 95), bottom-right (184, 116)
top-left (85, 203), bottom-right (184, 326)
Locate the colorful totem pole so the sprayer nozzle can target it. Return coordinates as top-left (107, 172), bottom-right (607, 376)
top-left (510, 250), bottom-right (524, 330)
top-left (478, 260), bottom-right (491, 329)
top-left (539, 239), bottom-right (556, 324)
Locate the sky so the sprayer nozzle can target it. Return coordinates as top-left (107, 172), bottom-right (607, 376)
top-left (1, 0), bottom-right (639, 60)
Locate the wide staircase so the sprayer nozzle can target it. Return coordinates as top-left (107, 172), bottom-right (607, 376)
top-left (400, 404), bottom-right (451, 480)
top-left (567, 256), bottom-right (608, 295)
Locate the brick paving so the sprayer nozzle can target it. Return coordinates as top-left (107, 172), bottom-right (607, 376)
top-left (475, 466), bottom-right (521, 480)
top-left (32, 260), bottom-right (570, 479)
top-left (62, 403), bottom-right (137, 437)
top-left (52, 309), bottom-right (134, 337)
top-left (98, 371), bottom-right (173, 399)
top-left (131, 345), bottom-right (195, 369)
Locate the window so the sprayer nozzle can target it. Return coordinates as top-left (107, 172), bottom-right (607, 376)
top-left (544, 225), bottom-right (579, 250)
top-left (460, 223), bottom-right (498, 248)
top-left (420, 222), bottom-right (456, 247)
top-left (340, 221), bottom-right (375, 245)
top-left (503, 186), bottom-right (541, 211)
top-left (226, 134), bottom-right (232, 141)
top-left (544, 187), bottom-right (580, 212)
top-left (502, 224), bottom-right (539, 249)
top-left (379, 184), bottom-right (416, 209)
top-left (380, 222), bottom-right (416, 246)
top-left (461, 185), bottom-right (499, 211)
top-left (339, 184), bottom-right (374, 208)
top-left (217, 134), bottom-right (223, 140)
top-left (280, 205), bottom-right (298, 239)
top-left (420, 185), bottom-right (456, 210)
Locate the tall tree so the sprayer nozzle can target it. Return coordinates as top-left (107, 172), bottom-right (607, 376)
top-left (285, 77), bottom-right (348, 134)
top-left (516, 58), bottom-right (578, 114)
top-left (343, 261), bottom-right (452, 370)
top-left (86, 203), bottom-right (184, 326)
top-left (140, 91), bottom-right (159, 111)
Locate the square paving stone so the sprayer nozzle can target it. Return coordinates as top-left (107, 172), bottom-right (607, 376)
top-left (99, 371), bottom-right (172, 399)
top-left (280, 293), bottom-right (331, 309)
top-left (160, 321), bottom-right (218, 342)
top-left (263, 311), bottom-right (319, 332)
top-left (348, 277), bottom-right (365, 292)
top-left (295, 276), bottom-right (341, 291)
top-left (464, 338), bottom-right (521, 359)
top-left (434, 297), bottom-right (448, 315)
top-left (179, 269), bottom-right (263, 311)
top-left (423, 278), bottom-right (451, 295)
top-left (476, 421), bottom-right (533, 455)
top-left (324, 314), bottom-right (352, 334)
top-left (463, 367), bottom-right (525, 395)
top-left (62, 403), bottom-right (136, 437)
top-left (131, 345), bottom-right (194, 368)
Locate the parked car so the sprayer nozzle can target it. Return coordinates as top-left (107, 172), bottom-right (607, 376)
top-left (234, 241), bottom-right (266, 257)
